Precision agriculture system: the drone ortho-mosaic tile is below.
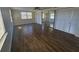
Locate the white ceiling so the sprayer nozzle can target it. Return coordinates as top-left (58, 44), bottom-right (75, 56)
top-left (11, 7), bottom-right (59, 11)
top-left (11, 7), bottom-right (34, 11)
top-left (11, 7), bottom-right (74, 11)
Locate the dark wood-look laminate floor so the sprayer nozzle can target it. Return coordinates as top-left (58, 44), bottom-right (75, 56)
top-left (11, 23), bottom-right (79, 52)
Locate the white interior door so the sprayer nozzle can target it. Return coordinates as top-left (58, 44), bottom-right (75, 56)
top-left (0, 9), bottom-right (5, 39)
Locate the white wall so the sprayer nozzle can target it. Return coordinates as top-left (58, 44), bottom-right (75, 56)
top-left (55, 8), bottom-right (79, 37)
top-left (55, 8), bottom-right (72, 32)
top-left (69, 8), bottom-right (79, 37)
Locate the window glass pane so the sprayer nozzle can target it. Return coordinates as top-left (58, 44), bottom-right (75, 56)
top-left (50, 13), bottom-right (54, 19)
top-left (27, 12), bottom-right (32, 19)
top-left (42, 13), bottom-right (45, 19)
top-left (21, 12), bottom-right (32, 19)
top-left (21, 12), bottom-right (27, 19)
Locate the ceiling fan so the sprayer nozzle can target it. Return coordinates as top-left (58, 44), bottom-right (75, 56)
top-left (34, 7), bottom-right (41, 10)
top-left (34, 7), bottom-right (56, 10)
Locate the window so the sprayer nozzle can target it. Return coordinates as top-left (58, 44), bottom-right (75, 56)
top-left (42, 12), bottom-right (45, 23)
top-left (49, 11), bottom-right (55, 28)
top-left (42, 12), bottom-right (45, 19)
top-left (21, 12), bottom-right (32, 19)
top-left (49, 11), bottom-right (55, 23)
top-left (50, 12), bottom-right (54, 19)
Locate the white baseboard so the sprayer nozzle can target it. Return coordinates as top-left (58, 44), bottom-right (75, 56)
top-left (74, 34), bottom-right (79, 38)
